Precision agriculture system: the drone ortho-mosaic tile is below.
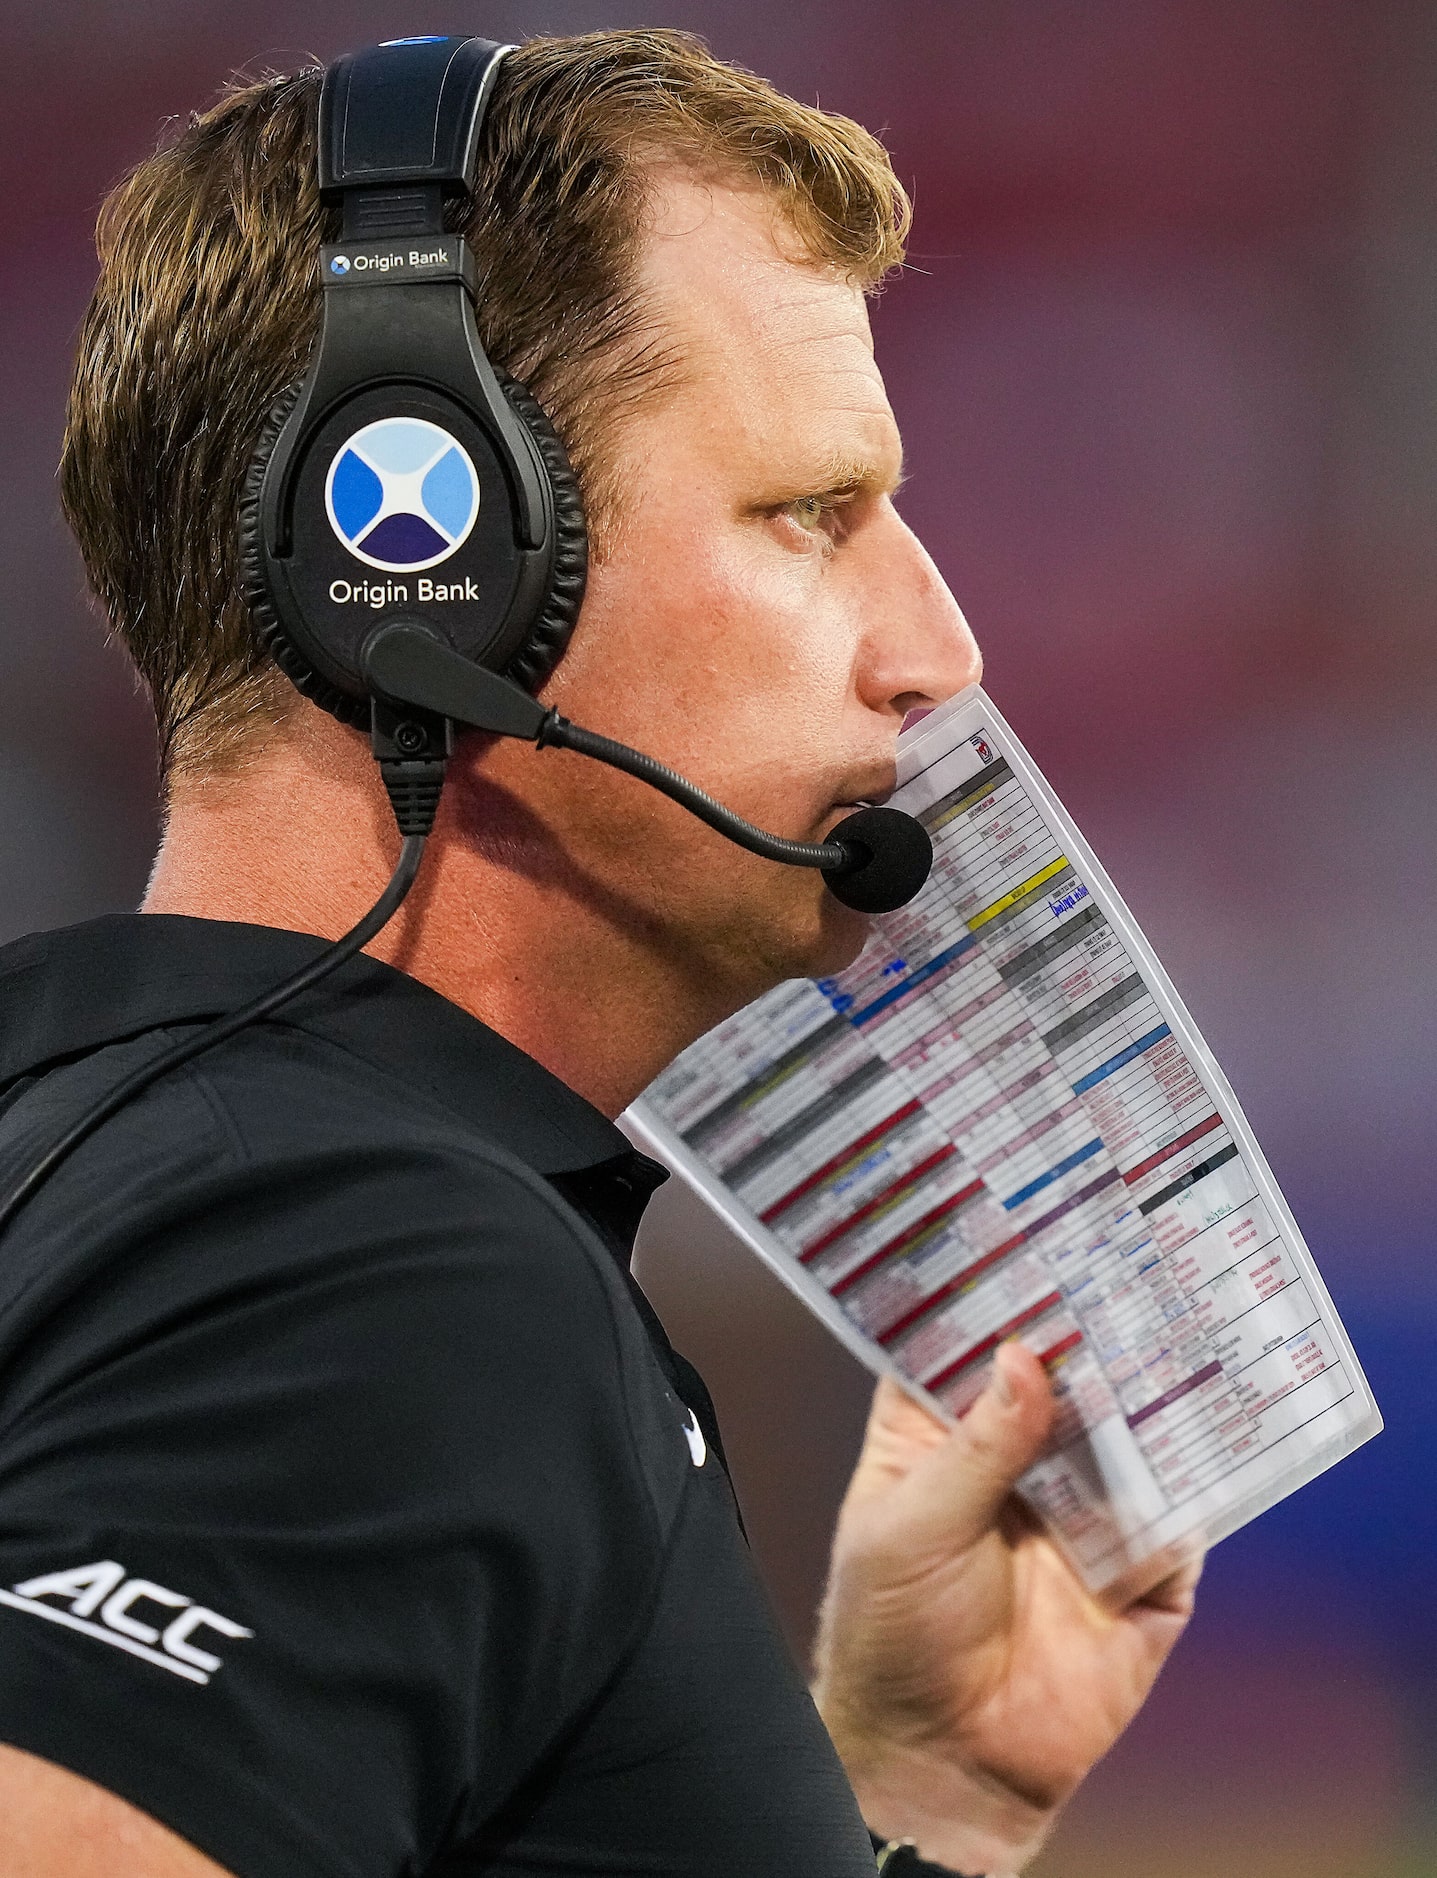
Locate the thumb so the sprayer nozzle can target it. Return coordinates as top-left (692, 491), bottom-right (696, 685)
top-left (902, 1342), bottom-right (1055, 1554)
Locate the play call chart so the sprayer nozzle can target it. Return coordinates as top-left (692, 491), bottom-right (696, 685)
top-left (630, 688), bottom-right (1379, 1588)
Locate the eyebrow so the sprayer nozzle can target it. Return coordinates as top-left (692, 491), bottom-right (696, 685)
top-left (805, 446), bottom-right (906, 500)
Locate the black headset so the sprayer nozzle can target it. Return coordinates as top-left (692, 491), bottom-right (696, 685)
top-left (0, 35), bottom-right (934, 1234)
top-left (241, 39), bottom-right (588, 768)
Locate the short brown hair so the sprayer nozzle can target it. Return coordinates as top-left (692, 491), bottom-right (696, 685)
top-left (60, 30), bottom-right (910, 782)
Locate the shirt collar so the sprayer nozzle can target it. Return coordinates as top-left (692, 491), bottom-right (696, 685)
top-left (0, 914), bottom-right (668, 1241)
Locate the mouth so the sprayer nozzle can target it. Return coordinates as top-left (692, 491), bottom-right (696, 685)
top-left (819, 765), bottom-right (898, 834)
top-left (815, 799), bottom-right (894, 851)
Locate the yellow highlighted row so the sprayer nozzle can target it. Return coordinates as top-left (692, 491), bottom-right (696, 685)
top-left (928, 772), bottom-right (1003, 835)
top-left (967, 856), bottom-right (1070, 931)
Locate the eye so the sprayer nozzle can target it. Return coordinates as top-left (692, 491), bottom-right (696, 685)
top-left (787, 494), bottom-right (829, 532)
top-left (774, 491), bottom-right (856, 546)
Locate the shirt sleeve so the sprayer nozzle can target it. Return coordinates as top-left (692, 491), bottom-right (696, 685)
top-left (0, 1069), bottom-right (672, 1878)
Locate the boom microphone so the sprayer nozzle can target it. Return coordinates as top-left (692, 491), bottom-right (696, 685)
top-left (0, 624), bottom-right (934, 1241)
top-left (363, 623), bottom-right (934, 916)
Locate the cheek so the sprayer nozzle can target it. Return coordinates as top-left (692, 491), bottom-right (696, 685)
top-left (549, 520), bottom-right (857, 768)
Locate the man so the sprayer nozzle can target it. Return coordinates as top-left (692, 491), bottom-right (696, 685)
top-left (0, 29), bottom-right (1199, 1877)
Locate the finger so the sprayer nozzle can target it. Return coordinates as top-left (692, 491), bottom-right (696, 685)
top-left (1105, 1543), bottom-right (1205, 1674)
top-left (850, 1375), bottom-right (951, 1487)
top-left (838, 1377), bottom-right (956, 1519)
top-left (1097, 1536), bottom-right (1205, 1615)
top-left (899, 1341), bottom-right (1055, 1554)
top-left (1136, 1542), bottom-right (1205, 1615)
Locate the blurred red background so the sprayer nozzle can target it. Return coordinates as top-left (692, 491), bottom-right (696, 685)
top-left (2, 4), bottom-right (1432, 1872)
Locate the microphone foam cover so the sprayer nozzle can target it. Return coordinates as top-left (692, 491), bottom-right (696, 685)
top-left (824, 806), bottom-right (933, 914)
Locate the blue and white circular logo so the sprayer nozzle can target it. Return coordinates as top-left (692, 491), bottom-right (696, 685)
top-left (329, 254), bottom-right (350, 275)
top-left (325, 417), bottom-right (480, 572)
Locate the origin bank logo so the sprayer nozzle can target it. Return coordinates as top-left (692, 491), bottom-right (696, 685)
top-left (325, 417), bottom-right (479, 572)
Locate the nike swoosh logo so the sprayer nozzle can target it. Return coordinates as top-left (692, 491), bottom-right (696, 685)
top-left (681, 1410), bottom-right (706, 1468)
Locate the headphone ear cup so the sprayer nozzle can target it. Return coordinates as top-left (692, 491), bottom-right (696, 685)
top-left (240, 373), bottom-right (586, 717)
top-left (239, 379), bottom-right (370, 728)
top-left (496, 373), bottom-right (588, 694)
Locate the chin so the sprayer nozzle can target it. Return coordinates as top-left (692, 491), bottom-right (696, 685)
top-left (747, 885), bottom-right (870, 991)
top-left (678, 868), bottom-right (872, 1023)
top-left (808, 896), bottom-right (872, 976)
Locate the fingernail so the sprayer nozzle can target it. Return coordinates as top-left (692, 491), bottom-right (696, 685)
top-left (992, 1344), bottom-right (1017, 1407)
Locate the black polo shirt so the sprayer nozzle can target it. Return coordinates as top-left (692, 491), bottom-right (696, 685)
top-left (0, 914), bottom-right (878, 1878)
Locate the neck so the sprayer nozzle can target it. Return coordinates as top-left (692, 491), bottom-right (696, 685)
top-left (144, 713), bottom-right (737, 1118)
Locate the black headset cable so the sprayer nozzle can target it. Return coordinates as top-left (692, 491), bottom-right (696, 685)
top-left (0, 834), bottom-right (427, 1238)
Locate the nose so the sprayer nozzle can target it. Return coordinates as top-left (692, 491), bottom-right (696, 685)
top-left (854, 503), bottom-right (982, 718)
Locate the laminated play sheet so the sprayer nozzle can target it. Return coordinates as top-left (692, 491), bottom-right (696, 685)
top-left (624, 686), bottom-right (1380, 1592)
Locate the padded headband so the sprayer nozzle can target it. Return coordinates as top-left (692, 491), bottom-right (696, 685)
top-left (320, 37), bottom-right (511, 200)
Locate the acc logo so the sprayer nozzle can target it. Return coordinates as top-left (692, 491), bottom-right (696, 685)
top-left (0, 1560), bottom-right (252, 1685)
top-left (326, 416), bottom-right (479, 572)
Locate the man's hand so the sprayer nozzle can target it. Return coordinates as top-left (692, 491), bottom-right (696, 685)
top-left (813, 1342), bottom-right (1201, 1877)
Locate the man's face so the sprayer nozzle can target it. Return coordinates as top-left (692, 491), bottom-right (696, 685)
top-left (472, 174), bottom-right (980, 1011)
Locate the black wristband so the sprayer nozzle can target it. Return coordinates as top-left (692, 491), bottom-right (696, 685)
top-left (870, 1829), bottom-right (983, 1876)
